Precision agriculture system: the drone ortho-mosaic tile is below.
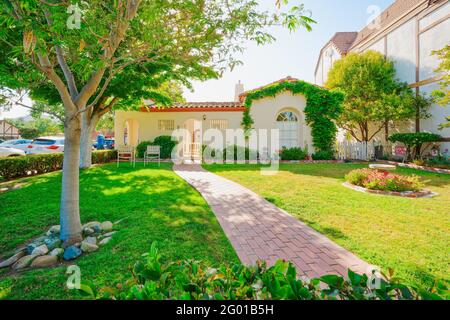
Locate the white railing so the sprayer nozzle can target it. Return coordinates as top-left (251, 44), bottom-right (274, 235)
top-left (336, 141), bottom-right (392, 161)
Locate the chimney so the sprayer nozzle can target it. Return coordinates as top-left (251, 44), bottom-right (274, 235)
top-left (234, 80), bottom-right (244, 102)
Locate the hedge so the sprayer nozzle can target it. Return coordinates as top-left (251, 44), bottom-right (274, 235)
top-left (0, 150), bottom-right (117, 180)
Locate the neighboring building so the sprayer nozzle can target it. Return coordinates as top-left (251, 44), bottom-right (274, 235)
top-left (115, 77), bottom-right (315, 161)
top-left (0, 120), bottom-right (20, 140)
top-left (315, 0), bottom-right (450, 151)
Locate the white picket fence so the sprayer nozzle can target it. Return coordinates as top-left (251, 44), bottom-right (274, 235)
top-left (336, 141), bottom-right (392, 161)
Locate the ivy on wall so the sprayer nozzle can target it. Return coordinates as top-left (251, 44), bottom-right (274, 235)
top-left (241, 80), bottom-right (344, 153)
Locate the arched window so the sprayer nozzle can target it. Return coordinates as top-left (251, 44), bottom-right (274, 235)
top-left (277, 111), bottom-right (299, 149)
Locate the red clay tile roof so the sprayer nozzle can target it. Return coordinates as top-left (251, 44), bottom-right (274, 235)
top-left (140, 102), bottom-right (245, 112)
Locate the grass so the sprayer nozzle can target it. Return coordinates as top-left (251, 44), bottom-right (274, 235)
top-left (204, 163), bottom-right (450, 288)
top-left (0, 163), bottom-right (238, 299)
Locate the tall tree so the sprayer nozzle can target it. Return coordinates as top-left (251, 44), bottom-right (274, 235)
top-left (432, 45), bottom-right (450, 129)
top-left (326, 51), bottom-right (430, 142)
top-left (0, 0), bottom-right (314, 244)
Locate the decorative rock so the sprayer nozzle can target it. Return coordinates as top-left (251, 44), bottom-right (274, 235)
top-left (83, 221), bottom-right (101, 229)
top-left (81, 242), bottom-right (99, 253)
top-left (46, 225), bottom-right (60, 236)
top-left (100, 231), bottom-right (117, 238)
top-left (63, 246), bottom-right (82, 261)
top-left (12, 254), bottom-right (39, 270)
top-left (0, 251), bottom-right (26, 268)
top-left (49, 248), bottom-right (64, 257)
top-left (93, 225), bottom-right (102, 233)
top-left (100, 221), bottom-right (113, 232)
top-left (26, 243), bottom-right (38, 255)
top-left (31, 244), bottom-right (49, 256)
top-left (30, 255), bottom-right (58, 268)
top-left (83, 227), bottom-right (95, 236)
top-left (84, 236), bottom-right (97, 245)
top-left (44, 238), bottom-right (62, 250)
top-left (99, 237), bottom-right (112, 246)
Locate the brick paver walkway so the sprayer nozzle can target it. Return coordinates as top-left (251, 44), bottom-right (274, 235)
top-left (174, 164), bottom-right (372, 278)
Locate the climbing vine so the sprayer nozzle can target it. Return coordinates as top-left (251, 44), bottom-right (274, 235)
top-left (241, 80), bottom-right (344, 153)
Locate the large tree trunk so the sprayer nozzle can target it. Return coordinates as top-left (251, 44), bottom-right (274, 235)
top-left (60, 115), bottom-right (83, 245)
top-left (80, 112), bottom-right (98, 169)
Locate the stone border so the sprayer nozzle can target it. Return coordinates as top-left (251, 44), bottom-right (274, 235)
top-left (342, 182), bottom-right (438, 198)
top-left (385, 161), bottom-right (450, 175)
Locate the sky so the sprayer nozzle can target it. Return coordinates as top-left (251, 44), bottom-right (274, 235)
top-left (1, 0), bottom-right (394, 119)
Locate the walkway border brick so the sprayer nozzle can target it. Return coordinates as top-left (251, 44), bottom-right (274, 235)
top-left (174, 164), bottom-right (372, 278)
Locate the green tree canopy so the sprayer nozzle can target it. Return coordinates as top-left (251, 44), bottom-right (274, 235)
top-left (432, 45), bottom-right (450, 129)
top-left (0, 0), bottom-right (315, 244)
top-left (326, 50), bottom-right (430, 142)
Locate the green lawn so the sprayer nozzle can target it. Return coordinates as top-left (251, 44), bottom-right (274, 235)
top-left (204, 163), bottom-right (450, 288)
top-left (0, 163), bottom-right (238, 299)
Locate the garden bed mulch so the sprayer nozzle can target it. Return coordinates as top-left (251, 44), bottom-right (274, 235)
top-left (385, 161), bottom-right (450, 174)
top-left (342, 182), bottom-right (437, 198)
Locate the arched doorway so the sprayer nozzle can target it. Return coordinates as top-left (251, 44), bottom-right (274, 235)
top-left (276, 111), bottom-right (299, 149)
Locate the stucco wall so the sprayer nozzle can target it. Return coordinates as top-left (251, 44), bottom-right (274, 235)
top-left (250, 91), bottom-right (314, 152)
top-left (115, 91), bottom-right (315, 154)
top-left (315, 44), bottom-right (342, 87)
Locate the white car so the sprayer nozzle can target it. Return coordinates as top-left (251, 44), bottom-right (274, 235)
top-left (0, 139), bottom-right (33, 151)
top-left (26, 136), bottom-right (65, 154)
top-left (0, 146), bottom-right (26, 157)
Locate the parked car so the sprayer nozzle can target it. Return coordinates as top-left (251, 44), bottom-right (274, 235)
top-left (26, 136), bottom-right (65, 154)
top-left (0, 146), bottom-right (26, 157)
top-left (93, 138), bottom-right (115, 150)
top-left (0, 139), bottom-right (33, 151)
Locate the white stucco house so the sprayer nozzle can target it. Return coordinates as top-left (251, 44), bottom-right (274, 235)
top-left (114, 77), bottom-right (316, 161)
top-left (315, 0), bottom-right (450, 152)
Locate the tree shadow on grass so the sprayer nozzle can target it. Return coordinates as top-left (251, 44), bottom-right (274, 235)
top-left (0, 162), bottom-right (239, 299)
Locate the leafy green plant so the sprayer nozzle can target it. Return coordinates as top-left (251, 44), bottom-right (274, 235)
top-left (345, 169), bottom-right (424, 192)
top-left (389, 132), bottom-right (442, 161)
top-left (312, 150), bottom-right (335, 160)
top-left (241, 80), bottom-right (344, 155)
top-left (427, 154), bottom-right (450, 169)
top-left (0, 150), bottom-right (116, 180)
top-left (280, 147), bottom-right (308, 161)
top-left (136, 136), bottom-right (178, 159)
top-left (79, 242), bottom-right (448, 300)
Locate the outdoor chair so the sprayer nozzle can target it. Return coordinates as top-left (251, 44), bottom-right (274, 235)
top-left (117, 145), bottom-right (135, 167)
top-left (145, 145), bottom-right (161, 167)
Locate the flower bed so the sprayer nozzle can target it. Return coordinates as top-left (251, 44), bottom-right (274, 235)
top-left (344, 168), bottom-right (436, 198)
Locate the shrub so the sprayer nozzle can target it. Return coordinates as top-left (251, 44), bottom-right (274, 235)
top-left (79, 242), bottom-right (447, 300)
top-left (223, 145), bottom-right (259, 162)
top-left (280, 147), bottom-right (308, 161)
top-left (345, 169), bottom-right (424, 192)
top-left (389, 132), bottom-right (441, 160)
top-left (136, 136), bottom-right (177, 159)
top-left (427, 154), bottom-right (450, 169)
top-left (312, 150), bottom-right (335, 160)
top-left (0, 150), bottom-right (117, 180)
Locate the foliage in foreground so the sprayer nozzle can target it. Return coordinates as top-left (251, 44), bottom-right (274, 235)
top-left (80, 242), bottom-right (447, 300)
top-left (345, 168), bottom-right (424, 192)
top-left (0, 150), bottom-right (117, 180)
